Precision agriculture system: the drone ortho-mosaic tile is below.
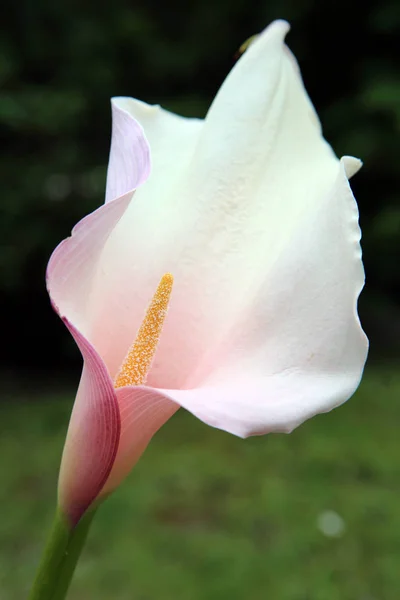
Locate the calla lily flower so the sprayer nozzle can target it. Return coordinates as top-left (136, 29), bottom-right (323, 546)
top-left (47, 20), bottom-right (368, 525)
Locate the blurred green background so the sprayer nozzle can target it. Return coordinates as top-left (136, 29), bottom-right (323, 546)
top-left (0, 0), bottom-right (399, 598)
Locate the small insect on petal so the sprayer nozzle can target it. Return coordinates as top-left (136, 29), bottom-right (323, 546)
top-left (235, 34), bottom-right (259, 59)
top-left (114, 273), bottom-right (174, 388)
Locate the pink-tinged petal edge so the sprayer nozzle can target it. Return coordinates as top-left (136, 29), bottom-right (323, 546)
top-left (46, 192), bottom-right (143, 521)
top-left (57, 318), bottom-right (120, 526)
top-left (102, 386), bottom-right (179, 494)
top-left (105, 99), bottom-right (151, 203)
top-left (47, 104), bottom-right (178, 519)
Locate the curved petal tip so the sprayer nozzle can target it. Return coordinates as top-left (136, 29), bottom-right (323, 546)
top-left (342, 155), bottom-right (363, 179)
top-left (105, 99), bottom-right (151, 203)
top-left (258, 19), bottom-right (290, 44)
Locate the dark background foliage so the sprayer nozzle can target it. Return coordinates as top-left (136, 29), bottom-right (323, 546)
top-left (1, 0), bottom-right (399, 372)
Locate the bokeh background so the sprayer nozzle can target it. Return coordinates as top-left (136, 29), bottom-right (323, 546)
top-left (1, 0), bottom-right (399, 598)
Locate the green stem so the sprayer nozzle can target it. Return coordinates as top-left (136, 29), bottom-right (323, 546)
top-left (28, 507), bottom-right (96, 600)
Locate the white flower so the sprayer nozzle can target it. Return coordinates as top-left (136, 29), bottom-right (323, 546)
top-left (47, 20), bottom-right (368, 524)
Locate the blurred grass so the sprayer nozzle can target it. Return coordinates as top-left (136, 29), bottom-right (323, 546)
top-left (0, 366), bottom-right (399, 600)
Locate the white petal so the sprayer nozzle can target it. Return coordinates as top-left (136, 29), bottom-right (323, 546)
top-left (87, 21), bottom-right (348, 390)
top-left (159, 159), bottom-right (368, 436)
top-left (116, 158), bottom-right (367, 437)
